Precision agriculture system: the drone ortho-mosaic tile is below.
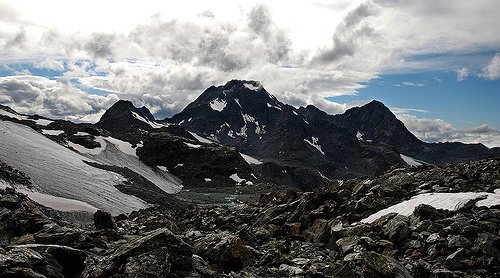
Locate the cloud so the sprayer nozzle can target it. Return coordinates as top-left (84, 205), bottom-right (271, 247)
top-left (395, 81), bottom-right (425, 87)
top-left (0, 75), bottom-right (118, 122)
top-left (397, 113), bottom-right (500, 148)
top-left (456, 67), bottom-right (469, 81)
top-left (85, 33), bottom-right (116, 59)
top-left (4, 27), bottom-right (27, 49)
top-left (482, 53), bottom-right (500, 80)
top-left (390, 107), bottom-right (429, 114)
top-left (33, 59), bottom-right (65, 71)
top-left (313, 1), bottom-right (381, 64)
top-left (197, 11), bottom-right (215, 18)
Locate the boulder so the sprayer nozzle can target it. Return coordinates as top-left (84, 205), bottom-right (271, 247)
top-left (194, 232), bottom-right (253, 272)
top-left (361, 252), bottom-right (412, 278)
top-left (93, 210), bottom-right (116, 230)
top-left (383, 215), bottom-right (410, 244)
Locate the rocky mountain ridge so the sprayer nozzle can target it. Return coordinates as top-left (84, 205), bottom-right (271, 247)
top-left (168, 79), bottom-right (500, 188)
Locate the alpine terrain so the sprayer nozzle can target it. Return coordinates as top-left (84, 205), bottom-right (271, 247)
top-left (1, 80), bottom-right (499, 277)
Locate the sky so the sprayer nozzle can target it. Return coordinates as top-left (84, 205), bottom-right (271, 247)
top-left (0, 0), bottom-right (499, 147)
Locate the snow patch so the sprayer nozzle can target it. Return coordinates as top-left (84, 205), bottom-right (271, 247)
top-left (204, 178), bottom-right (212, 182)
top-left (18, 188), bottom-right (98, 213)
top-left (234, 99), bottom-right (241, 107)
top-left (0, 109), bottom-right (28, 121)
top-left (131, 111), bottom-right (166, 129)
top-left (35, 119), bottom-right (53, 126)
top-left (267, 103), bottom-right (282, 110)
top-left (230, 173), bottom-right (245, 184)
top-left (75, 132), bottom-right (91, 136)
top-left (239, 153), bottom-right (263, 165)
top-left (42, 129), bottom-right (64, 136)
top-left (243, 82), bottom-right (262, 91)
top-left (189, 131), bottom-right (213, 144)
top-left (157, 166), bottom-right (168, 172)
top-left (184, 142), bottom-right (201, 148)
top-left (0, 179), bottom-right (11, 190)
top-left (304, 136), bottom-right (325, 155)
top-left (210, 98), bottom-right (227, 112)
top-left (362, 191), bottom-right (500, 223)
top-left (356, 131), bottom-right (364, 141)
top-left (68, 136), bottom-right (107, 155)
top-left (400, 154), bottom-right (422, 166)
top-left (105, 137), bottom-right (138, 157)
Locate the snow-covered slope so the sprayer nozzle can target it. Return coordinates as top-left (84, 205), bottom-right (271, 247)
top-left (0, 120), bottom-right (148, 215)
top-left (72, 137), bottom-right (183, 194)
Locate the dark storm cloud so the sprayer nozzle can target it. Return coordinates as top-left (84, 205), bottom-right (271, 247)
top-left (85, 33), bottom-right (115, 59)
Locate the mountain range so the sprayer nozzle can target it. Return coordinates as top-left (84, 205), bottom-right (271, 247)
top-left (1, 79), bottom-right (499, 198)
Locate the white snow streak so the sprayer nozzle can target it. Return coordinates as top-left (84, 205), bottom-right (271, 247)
top-left (239, 153), bottom-right (263, 165)
top-left (400, 154), bottom-right (423, 166)
top-left (230, 173), bottom-right (245, 184)
top-left (184, 142), bottom-right (201, 148)
top-left (42, 129), bottom-right (64, 136)
top-left (188, 131), bottom-right (213, 144)
top-left (304, 136), bottom-right (325, 155)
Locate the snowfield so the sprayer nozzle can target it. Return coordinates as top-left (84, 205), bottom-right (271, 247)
top-left (400, 154), bottom-right (423, 166)
top-left (361, 190), bottom-right (500, 223)
top-left (0, 120), bottom-right (148, 215)
top-left (73, 136), bottom-right (183, 195)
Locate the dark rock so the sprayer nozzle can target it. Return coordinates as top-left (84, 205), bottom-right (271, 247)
top-left (445, 248), bottom-right (468, 269)
top-left (192, 254), bottom-right (217, 278)
top-left (383, 215), bottom-right (410, 244)
top-left (193, 232), bottom-right (253, 272)
top-left (413, 204), bottom-right (446, 220)
top-left (93, 210), bottom-right (116, 230)
top-left (361, 251), bottom-right (412, 278)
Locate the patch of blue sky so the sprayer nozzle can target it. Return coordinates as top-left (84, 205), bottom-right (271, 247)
top-left (0, 63), bottom-right (65, 79)
top-left (327, 71), bottom-right (500, 129)
top-left (71, 80), bottom-right (112, 96)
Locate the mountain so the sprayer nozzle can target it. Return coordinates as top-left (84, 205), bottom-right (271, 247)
top-left (96, 100), bottom-right (168, 133)
top-left (168, 80), bottom-right (411, 188)
top-left (300, 100), bottom-right (500, 164)
top-left (167, 79), bottom-right (499, 189)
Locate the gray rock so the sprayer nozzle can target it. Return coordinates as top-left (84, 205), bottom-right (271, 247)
top-left (383, 215), bottom-right (410, 243)
top-left (192, 254), bottom-right (217, 278)
top-left (361, 251), bottom-right (412, 278)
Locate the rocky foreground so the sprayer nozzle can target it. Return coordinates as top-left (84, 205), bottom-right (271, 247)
top-left (1, 159), bottom-right (499, 277)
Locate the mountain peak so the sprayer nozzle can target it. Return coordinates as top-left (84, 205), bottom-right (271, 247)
top-left (97, 100), bottom-right (161, 133)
